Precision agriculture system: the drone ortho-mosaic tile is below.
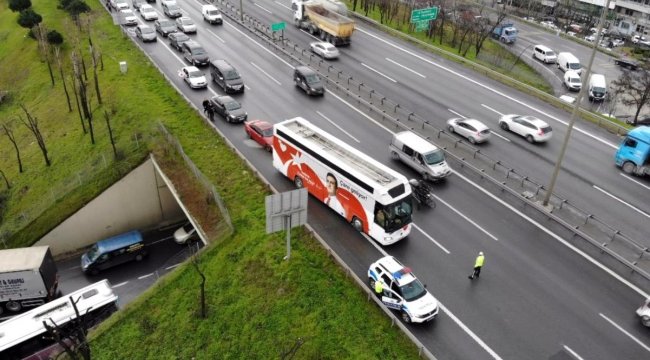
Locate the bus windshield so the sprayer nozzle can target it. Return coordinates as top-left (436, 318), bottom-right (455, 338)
top-left (376, 196), bottom-right (413, 232)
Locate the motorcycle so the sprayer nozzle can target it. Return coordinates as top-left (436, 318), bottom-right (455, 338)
top-left (409, 179), bottom-right (436, 209)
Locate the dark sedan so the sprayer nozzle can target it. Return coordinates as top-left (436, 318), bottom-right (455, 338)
top-left (168, 32), bottom-right (190, 51)
top-left (154, 19), bottom-right (176, 37)
top-left (208, 96), bottom-right (248, 123)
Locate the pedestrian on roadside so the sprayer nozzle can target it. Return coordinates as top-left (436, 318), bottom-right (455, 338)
top-left (468, 251), bottom-right (484, 280)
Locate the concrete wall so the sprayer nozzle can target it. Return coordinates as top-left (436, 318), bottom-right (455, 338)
top-left (36, 157), bottom-right (185, 256)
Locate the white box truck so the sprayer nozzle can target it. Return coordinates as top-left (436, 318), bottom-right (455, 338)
top-left (0, 246), bottom-right (59, 317)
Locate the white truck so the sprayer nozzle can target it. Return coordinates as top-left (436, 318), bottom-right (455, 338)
top-left (0, 246), bottom-right (59, 317)
top-left (292, 0), bottom-right (354, 46)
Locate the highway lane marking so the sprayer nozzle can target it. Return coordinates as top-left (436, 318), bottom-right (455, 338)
top-left (562, 345), bottom-right (585, 360)
top-left (149, 236), bottom-right (174, 245)
top-left (205, 28), bottom-right (226, 43)
top-left (361, 63), bottom-right (397, 83)
top-left (451, 170), bottom-right (649, 298)
top-left (250, 62), bottom-right (282, 85)
top-left (599, 313), bottom-right (650, 352)
top-left (316, 111), bottom-right (360, 142)
top-left (224, 19), bottom-right (295, 69)
top-left (432, 194), bottom-right (499, 241)
top-left (592, 185), bottom-right (650, 218)
top-left (412, 224), bottom-right (450, 254)
top-left (254, 3), bottom-right (273, 13)
top-left (166, 264), bottom-right (181, 270)
top-left (385, 58), bottom-right (426, 78)
top-left (274, 1), bottom-right (291, 10)
top-left (481, 104), bottom-right (504, 117)
top-left (356, 28), bottom-right (619, 150)
top-left (448, 109), bottom-right (466, 118)
top-left (112, 281), bottom-right (129, 288)
top-left (138, 273), bottom-right (155, 280)
top-left (620, 173), bottom-right (650, 190)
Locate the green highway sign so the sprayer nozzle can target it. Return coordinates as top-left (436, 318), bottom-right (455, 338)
top-left (410, 7), bottom-right (438, 23)
top-left (415, 21), bottom-right (429, 31)
top-left (271, 22), bottom-right (286, 32)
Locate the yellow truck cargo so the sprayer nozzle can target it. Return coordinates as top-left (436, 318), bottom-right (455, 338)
top-left (292, 0), bottom-right (354, 46)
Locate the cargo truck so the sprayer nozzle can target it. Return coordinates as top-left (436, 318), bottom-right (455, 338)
top-left (292, 0), bottom-right (354, 46)
top-left (615, 127), bottom-right (650, 176)
top-left (0, 246), bottom-right (59, 317)
top-left (492, 23), bottom-right (517, 44)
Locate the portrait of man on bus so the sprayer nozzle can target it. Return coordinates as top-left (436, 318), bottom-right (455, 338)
top-left (324, 172), bottom-right (345, 217)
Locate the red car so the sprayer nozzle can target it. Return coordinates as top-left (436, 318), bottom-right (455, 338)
top-left (244, 120), bottom-right (273, 151)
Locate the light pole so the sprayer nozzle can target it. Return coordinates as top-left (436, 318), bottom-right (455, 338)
top-left (542, 0), bottom-right (612, 207)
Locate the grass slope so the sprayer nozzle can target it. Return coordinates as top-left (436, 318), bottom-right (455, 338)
top-left (0, 1), bottom-right (422, 358)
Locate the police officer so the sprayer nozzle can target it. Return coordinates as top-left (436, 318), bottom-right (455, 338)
top-left (468, 251), bottom-right (485, 280)
top-left (374, 278), bottom-right (384, 297)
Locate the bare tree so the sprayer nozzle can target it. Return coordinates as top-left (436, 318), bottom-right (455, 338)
top-left (189, 243), bottom-right (207, 319)
top-left (104, 110), bottom-right (117, 158)
top-left (54, 47), bottom-right (73, 112)
top-left (474, 6), bottom-right (507, 57)
top-left (35, 23), bottom-right (55, 87)
top-left (612, 67), bottom-right (650, 124)
top-left (72, 51), bottom-right (95, 143)
top-left (0, 169), bottom-right (9, 189)
top-left (69, 72), bottom-right (87, 134)
top-left (2, 122), bottom-right (24, 173)
top-left (42, 319), bottom-right (79, 360)
top-left (84, 15), bottom-right (102, 105)
top-left (19, 104), bottom-right (51, 166)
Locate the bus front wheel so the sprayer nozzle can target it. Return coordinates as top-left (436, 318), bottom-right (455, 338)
top-left (351, 217), bottom-right (363, 232)
top-left (294, 176), bottom-right (304, 188)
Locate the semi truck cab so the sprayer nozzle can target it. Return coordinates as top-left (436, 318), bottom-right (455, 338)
top-left (615, 127), bottom-right (650, 176)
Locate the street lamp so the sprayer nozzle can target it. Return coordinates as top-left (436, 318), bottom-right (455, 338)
top-left (542, 0), bottom-right (612, 207)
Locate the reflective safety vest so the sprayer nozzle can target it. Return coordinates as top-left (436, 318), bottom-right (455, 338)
top-left (475, 255), bottom-right (485, 268)
top-left (374, 279), bottom-right (383, 294)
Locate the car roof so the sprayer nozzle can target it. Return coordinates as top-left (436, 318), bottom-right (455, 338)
top-left (141, 4), bottom-right (153, 9)
top-left (461, 118), bottom-right (489, 130)
top-left (184, 66), bottom-right (200, 72)
top-left (296, 66), bottom-right (316, 75)
top-left (250, 120), bottom-right (273, 130)
top-left (376, 256), bottom-right (417, 286)
top-left (96, 230), bottom-right (143, 253)
top-left (520, 115), bottom-right (548, 126)
top-left (214, 95), bottom-right (235, 103)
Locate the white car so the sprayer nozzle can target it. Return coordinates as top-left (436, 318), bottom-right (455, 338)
top-left (368, 256), bottom-right (439, 324)
top-left (563, 71), bottom-right (582, 91)
top-left (176, 16), bottom-right (197, 34)
top-left (139, 4), bottom-right (158, 21)
top-left (584, 34), bottom-right (596, 42)
top-left (611, 39), bottom-right (625, 47)
top-left (120, 9), bottom-right (138, 26)
top-left (173, 223), bottom-right (197, 244)
top-left (446, 118), bottom-right (491, 144)
top-left (638, 298), bottom-right (650, 327)
top-left (112, 0), bottom-right (130, 11)
top-left (498, 114), bottom-right (553, 143)
top-left (310, 42), bottom-right (340, 59)
top-left (181, 66), bottom-right (207, 89)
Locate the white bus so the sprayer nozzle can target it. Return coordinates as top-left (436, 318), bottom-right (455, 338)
top-left (0, 280), bottom-right (118, 360)
top-left (273, 117), bottom-right (413, 245)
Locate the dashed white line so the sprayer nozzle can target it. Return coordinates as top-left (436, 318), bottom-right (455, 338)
top-left (599, 313), bottom-right (650, 352)
top-left (166, 263), bottom-right (181, 270)
top-left (138, 273), bottom-right (155, 280)
top-left (620, 173), bottom-right (650, 190)
top-left (274, 1), bottom-right (291, 10)
top-left (205, 28), bottom-right (226, 43)
top-left (361, 63), bottom-right (397, 82)
top-left (592, 185), bottom-right (650, 218)
top-left (481, 104), bottom-right (504, 116)
top-left (490, 131), bottom-right (511, 142)
top-left (316, 111), bottom-right (360, 142)
top-left (563, 345), bottom-right (585, 360)
top-left (433, 193), bottom-right (499, 241)
top-left (385, 58), bottom-right (426, 78)
top-left (254, 3), bottom-right (272, 13)
top-left (448, 109), bottom-right (466, 118)
top-left (112, 281), bottom-right (128, 288)
top-left (412, 223), bottom-right (450, 254)
top-left (250, 62), bottom-right (282, 85)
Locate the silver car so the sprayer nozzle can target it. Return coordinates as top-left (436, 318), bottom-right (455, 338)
top-left (310, 42), bottom-right (339, 59)
top-left (139, 4), bottom-right (159, 21)
top-left (176, 16), bottom-right (197, 34)
top-left (181, 66), bottom-right (207, 89)
top-left (447, 118), bottom-right (491, 144)
top-left (135, 25), bottom-right (157, 42)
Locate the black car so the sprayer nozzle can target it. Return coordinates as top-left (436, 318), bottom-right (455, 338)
top-left (168, 32), bottom-right (190, 51)
top-left (209, 59), bottom-right (244, 94)
top-left (294, 66), bottom-right (324, 96)
top-left (182, 41), bottom-right (209, 67)
top-left (208, 96), bottom-right (248, 123)
top-left (154, 19), bottom-right (176, 37)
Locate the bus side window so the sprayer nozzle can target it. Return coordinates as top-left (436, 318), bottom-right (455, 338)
top-left (624, 138), bottom-right (637, 148)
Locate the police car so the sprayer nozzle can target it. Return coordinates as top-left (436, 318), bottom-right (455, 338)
top-left (368, 256), bottom-right (439, 324)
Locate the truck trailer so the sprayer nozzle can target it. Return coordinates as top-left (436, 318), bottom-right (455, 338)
top-left (0, 246), bottom-right (59, 317)
top-left (293, 0), bottom-right (354, 46)
top-left (615, 127), bottom-right (650, 176)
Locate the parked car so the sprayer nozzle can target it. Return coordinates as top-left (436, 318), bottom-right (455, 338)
top-left (135, 24), bottom-right (157, 42)
top-left (310, 41), bottom-right (340, 59)
top-left (611, 38), bottom-right (625, 47)
top-left (182, 41), bottom-right (209, 67)
top-left (120, 9), bottom-right (138, 26)
top-left (368, 256), bottom-right (439, 324)
top-left (176, 16), bottom-right (197, 34)
top-left (294, 66), bottom-right (324, 96)
top-left (173, 223), bottom-right (196, 244)
top-left (139, 4), bottom-right (158, 21)
top-left (209, 95), bottom-right (248, 123)
top-left (244, 120), bottom-right (274, 151)
top-left (162, 0), bottom-right (182, 18)
top-left (446, 118), bottom-right (491, 144)
top-left (584, 34), bottom-right (596, 42)
top-left (498, 114), bottom-right (552, 143)
top-left (181, 66), bottom-right (207, 89)
top-left (154, 19), bottom-right (176, 37)
top-left (168, 32), bottom-right (190, 51)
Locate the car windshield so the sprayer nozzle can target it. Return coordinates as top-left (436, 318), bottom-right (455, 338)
top-left (593, 86), bottom-right (606, 93)
top-left (174, 34), bottom-right (189, 41)
top-left (261, 127), bottom-right (273, 137)
top-left (377, 197), bottom-right (412, 232)
top-left (86, 244), bottom-right (101, 262)
top-left (168, 4), bottom-right (179, 10)
top-left (305, 74), bottom-right (320, 84)
top-left (160, 21), bottom-right (173, 27)
top-left (192, 48), bottom-right (206, 55)
top-left (569, 63), bottom-right (581, 70)
top-left (225, 101), bottom-right (241, 111)
top-left (224, 70), bottom-right (240, 80)
top-left (188, 70), bottom-right (202, 78)
top-left (144, 8), bottom-right (154, 13)
top-left (546, 50), bottom-right (555, 56)
top-left (570, 78), bottom-right (581, 84)
top-left (208, 10), bottom-right (219, 15)
top-left (400, 278), bottom-right (427, 302)
top-left (182, 19), bottom-right (194, 25)
top-left (423, 149), bottom-right (445, 165)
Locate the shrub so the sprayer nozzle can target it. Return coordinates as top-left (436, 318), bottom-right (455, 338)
top-left (47, 29), bottom-right (64, 45)
top-left (17, 9), bottom-right (42, 29)
top-left (62, 0), bottom-right (90, 16)
top-left (9, 0), bottom-right (32, 12)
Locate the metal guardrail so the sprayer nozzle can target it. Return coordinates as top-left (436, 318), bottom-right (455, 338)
top-left (213, 0), bottom-right (650, 292)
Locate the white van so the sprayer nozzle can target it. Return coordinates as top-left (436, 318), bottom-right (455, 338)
top-left (588, 74), bottom-right (607, 101)
top-left (390, 131), bottom-right (451, 181)
top-left (563, 71), bottom-right (581, 91)
top-left (201, 4), bottom-right (222, 25)
top-left (533, 45), bottom-right (556, 64)
top-left (557, 52), bottom-right (582, 74)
